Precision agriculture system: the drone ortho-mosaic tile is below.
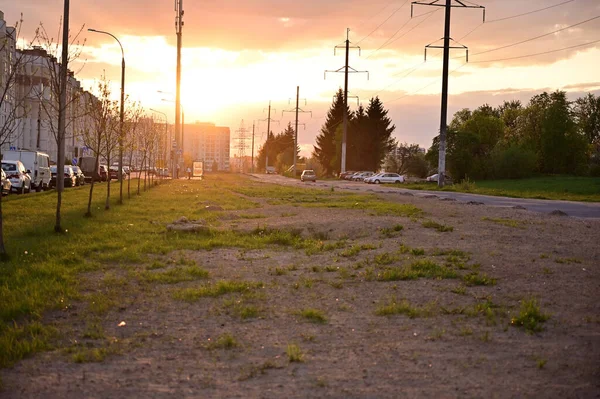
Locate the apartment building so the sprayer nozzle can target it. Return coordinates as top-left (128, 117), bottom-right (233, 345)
top-left (1, 10), bottom-right (91, 163)
top-left (183, 122), bottom-right (230, 172)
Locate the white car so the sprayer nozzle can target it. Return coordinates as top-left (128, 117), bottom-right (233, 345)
top-left (426, 173), bottom-right (452, 183)
top-left (367, 172), bottom-right (404, 184)
top-left (353, 171), bottom-right (375, 181)
top-left (1, 160), bottom-right (32, 194)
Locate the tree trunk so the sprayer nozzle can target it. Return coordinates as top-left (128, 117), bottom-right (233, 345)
top-left (105, 155), bottom-right (111, 210)
top-left (0, 175), bottom-right (6, 256)
top-left (85, 156), bottom-right (99, 216)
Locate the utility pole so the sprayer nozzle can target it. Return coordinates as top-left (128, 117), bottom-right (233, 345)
top-left (251, 122), bottom-right (255, 173)
top-left (412, 0), bottom-right (484, 187)
top-left (175, 0), bottom-right (184, 178)
top-left (282, 87), bottom-right (311, 177)
top-left (258, 101), bottom-right (279, 172)
top-left (325, 28), bottom-right (368, 174)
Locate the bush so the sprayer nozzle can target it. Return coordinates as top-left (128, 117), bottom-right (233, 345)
top-left (490, 145), bottom-right (537, 179)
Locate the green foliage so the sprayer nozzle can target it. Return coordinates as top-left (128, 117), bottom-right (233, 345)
top-left (379, 260), bottom-right (457, 281)
top-left (511, 298), bottom-right (549, 333)
top-left (286, 343), bottom-right (304, 362)
top-left (207, 333), bottom-right (238, 350)
top-left (422, 220), bottom-right (454, 232)
top-left (490, 145), bottom-right (538, 179)
top-left (257, 123), bottom-right (299, 173)
top-left (296, 308), bottom-right (327, 323)
top-left (375, 299), bottom-right (434, 318)
top-left (174, 281), bottom-right (264, 301)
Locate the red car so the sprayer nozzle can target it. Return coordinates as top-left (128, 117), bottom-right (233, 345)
top-left (99, 165), bottom-right (108, 182)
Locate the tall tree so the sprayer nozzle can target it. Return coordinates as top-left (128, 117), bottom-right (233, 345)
top-left (363, 96), bottom-right (395, 171)
top-left (313, 89), bottom-right (349, 176)
top-left (573, 93), bottom-right (600, 146)
top-left (347, 104), bottom-right (367, 171)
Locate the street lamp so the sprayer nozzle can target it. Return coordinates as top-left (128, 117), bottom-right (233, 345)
top-left (149, 108), bottom-right (169, 179)
top-left (88, 28), bottom-right (125, 204)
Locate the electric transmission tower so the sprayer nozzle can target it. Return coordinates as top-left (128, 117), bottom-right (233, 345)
top-left (325, 28), bottom-right (369, 174)
top-left (412, 0), bottom-right (484, 187)
top-left (282, 87), bottom-right (312, 176)
top-left (234, 120), bottom-right (250, 173)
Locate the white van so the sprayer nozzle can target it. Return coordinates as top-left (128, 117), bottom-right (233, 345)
top-left (3, 150), bottom-right (51, 191)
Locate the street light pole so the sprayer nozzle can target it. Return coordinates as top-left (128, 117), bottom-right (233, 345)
top-left (88, 28), bottom-right (125, 204)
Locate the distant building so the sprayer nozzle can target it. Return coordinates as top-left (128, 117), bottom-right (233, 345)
top-left (183, 122), bottom-right (230, 172)
top-left (0, 11), bottom-right (17, 143)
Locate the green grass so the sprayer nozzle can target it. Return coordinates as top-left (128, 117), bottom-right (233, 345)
top-left (375, 299), bottom-right (434, 318)
top-left (296, 308), bottom-right (327, 323)
top-left (173, 280), bottom-right (264, 301)
top-left (422, 220), bottom-right (454, 232)
top-left (379, 260), bottom-right (458, 281)
top-left (482, 217), bottom-right (526, 229)
top-left (403, 176), bottom-right (600, 202)
top-left (286, 343), bottom-right (304, 362)
top-left (463, 272), bottom-right (496, 286)
top-left (511, 298), bottom-right (550, 333)
top-left (206, 333), bottom-right (238, 350)
top-left (139, 265), bottom-right (210, 284)
top-left (340, 243), bottom-right (377, 257)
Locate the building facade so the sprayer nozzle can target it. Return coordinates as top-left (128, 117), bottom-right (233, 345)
top-left (183, 122), bottom-right (230, 172)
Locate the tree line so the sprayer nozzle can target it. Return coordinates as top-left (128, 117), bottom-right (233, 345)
top-left (425, 91), bottom-right (600, 180)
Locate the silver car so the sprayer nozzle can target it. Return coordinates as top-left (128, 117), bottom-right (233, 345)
top-left (301, 170), bottom-right (317, 182)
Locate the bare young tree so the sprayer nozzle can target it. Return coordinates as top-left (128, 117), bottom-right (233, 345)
top-left (101, 93), bottom-right (120, 210)
top-left (0, 14), bottom-right (38, 255)
top-left (123, 101), bottom-right (143, 199)
top-left (37, 15), bottom-right (86, 231)
top-left (81, 76), bottom-right (117, 216)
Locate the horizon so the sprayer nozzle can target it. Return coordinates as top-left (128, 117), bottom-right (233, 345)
top-left (4, 0), bottom-right (600, 156)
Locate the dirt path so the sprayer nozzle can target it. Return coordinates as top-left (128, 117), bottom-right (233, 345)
top-left (2, 179), bottom-right (600, 398)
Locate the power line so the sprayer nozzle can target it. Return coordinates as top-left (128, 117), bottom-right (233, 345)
top-left (469, 15), bottom-right (600, 58)
top-left (352, 0), bottom-right (399, 32)
top-left (356, 0), bottom-right (411, 45)
top-left (486, 0), bottom-right (575, 24)
top-left (470, 38), bottom-right (600, 64)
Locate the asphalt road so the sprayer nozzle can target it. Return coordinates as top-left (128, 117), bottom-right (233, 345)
top-left (251, 174), bottom-right (600, 219)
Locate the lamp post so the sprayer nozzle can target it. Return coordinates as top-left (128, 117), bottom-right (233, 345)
top-left (149, 108), bottom-right (168, 179)
top-left (88, 28), bottom-right (125, 204)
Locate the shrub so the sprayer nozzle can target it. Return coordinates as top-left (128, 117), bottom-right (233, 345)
top-left (490, 145), bottom-right (537, 179)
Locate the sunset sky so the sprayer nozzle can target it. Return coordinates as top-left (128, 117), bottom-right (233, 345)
top-left (5, 0), bottom-right (600, 156)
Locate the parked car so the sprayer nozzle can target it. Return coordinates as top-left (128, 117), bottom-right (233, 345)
top-left (1, 169), bottom-right (11, 196)
top-left (339, 171), bottom-right (355, 180)
top-left (426, 173), bottom-right (452, 184)
top-left (72, 166), bottom-right (86, 186)
top-left (352, 171), bottom-right (375, 182)
top-left (1, 160), bottom-right (32, 194)
top-left (3, 150), bottom-right (51, 191)
top-left (345, 172), bottom-right (361, 180)
top-left (366, 172), bottom-right (404, 184)
top-left (99, 165), bottom-right (108, 182)
top-left (109, 165), bottom-right (127, 180)
top-left (301, 169), bottom-right (317, 182)
top-left (50, 166), bottom-right (76, 188)
top-left (78, 156), bottom-right (101, 182)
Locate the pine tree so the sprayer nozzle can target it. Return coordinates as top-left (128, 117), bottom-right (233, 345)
top-left (364, 97), bottom-right (396, 171)
top-left (347, 104), bottom-right (367, 170)
top-left (313, 89), bottom-right (351, 176)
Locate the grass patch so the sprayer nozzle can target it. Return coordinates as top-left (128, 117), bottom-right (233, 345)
top-left (379, 260), bottom-right (458, 281)
top-left (296, 308), bottom-right (327, 323)
top-left (403, 176), bottom-right (600, 202)
top-left (286, 343), bottom-right (304, 362)
top-left (139, 265), bottom-right (209, 284)
top-left (422, 220), bottom-right (454, 232)
top-left (71, 347), bottom-right (108, 363)
top-left (375, 299), bottom-right (434, 318)
top-left (206, 333), bottom-right (238, 350)
top-left (511, 298), bottom-right (549, 333)
top-left (379, 224), bottom-right (404, 237)
top-left (463, 272), bottom-right (496, 286)
top-left (482, 217), bottom-right (526, 229)
top-left (340, 243), bottom-right (377, 257)
top-left (174, 280), bottom-right (264, 301)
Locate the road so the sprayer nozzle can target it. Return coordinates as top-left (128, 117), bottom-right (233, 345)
top-left (251, 174), bottom-right (600, 219)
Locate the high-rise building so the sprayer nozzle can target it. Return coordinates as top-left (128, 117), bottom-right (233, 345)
top-left (183, 122), bottom-right (230, 172)
top-left (0, 11), bottom-right (17, 144)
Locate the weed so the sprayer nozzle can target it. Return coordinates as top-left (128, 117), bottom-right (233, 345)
top-left (271, 267), bottom-right (288, 276)
top-left (174, 281), bottom-right (263, 301)
top-left (463, 272), bottom-right (496, 286)
top-left (536, 358), bottom-right (547, 369)
top-left (375, 299), bottom-right (433, 318)
top-left (480, 331), bottom-right (491, 342)
top-left (146, 260), bottom-right (166, 270)
top-left (411, 248), bottom-right (425, 256)
top-left (311, 266), bottom-right (322, 273)
top-left (329, 280), bottom-right (344, 289)
top-left (297, 308), bottom-right (327, 323)
top-left (340, 243), bottom-right (377, 258)
top-left (207, 333), bottom-right (238, 350)
top-left (511, 298), bottom-right (549, 333)
top-left (82, 322), bottom-right (105, 340)
top-left (459, 326), bottom-right (473, 336)
top-left (324, 266), bottom-right (338, 273)
top-left (451, 285), bottom-right (467, 295)
top-left (542, 267), bottom-right (553, 275)
top-left (482, 217), bottom-right (526, 229)
top-left (374, 252), bottom-right (398, 266)
top-left (379, 260), bottom-right (457, 281)
top-left (286, 343), bottom-right (304, 362)
top-left (140, 265), bottom-right (210, 284)
top-left (422, 220), bottom-right (454, 232)
top-left (555, 257), bottom-right (582, 264)
top-left (379, 224), bottom-right (404, 237)
top-left (72, 347), bottom-right (108, 363)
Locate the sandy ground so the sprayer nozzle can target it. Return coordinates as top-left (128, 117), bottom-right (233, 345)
top-left (2, 181), bottom-right (600, 398)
